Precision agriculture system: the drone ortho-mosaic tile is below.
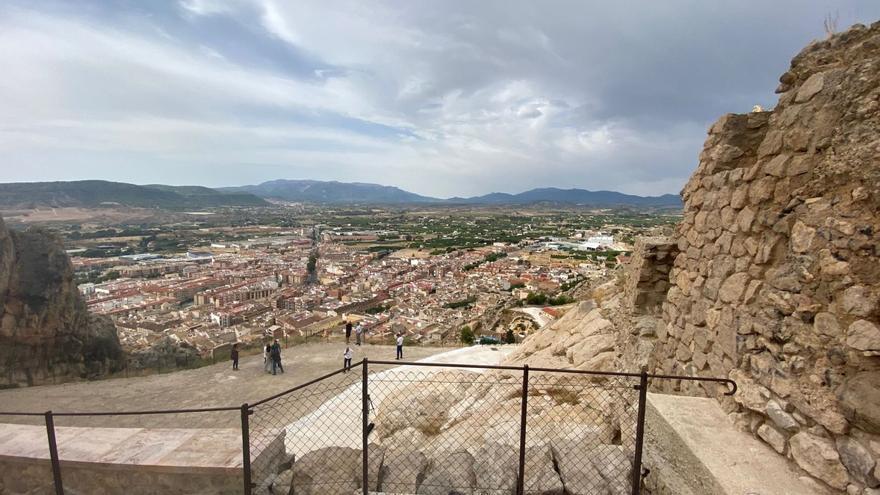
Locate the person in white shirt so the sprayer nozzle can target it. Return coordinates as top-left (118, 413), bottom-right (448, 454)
top-left (396, 334), bottom-right (404, 360)
top-left (343, 346), bottom-right (353, 373)
top-left (355, 323), bottom-right (364, 346)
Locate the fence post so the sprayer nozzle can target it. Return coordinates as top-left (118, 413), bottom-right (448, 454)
top-left (362, 359), bottom-right (369, 495)
top-left (631, 370), bottom-right (649, 495)
top-left (44, 410), bottom-right (64, 495)
top-left (240, 403), bottom-right (252, 495)
top-left (516, 365), bottom-right (529, 495)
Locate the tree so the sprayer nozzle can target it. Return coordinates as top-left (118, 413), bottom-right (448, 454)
top-left (526, 292), bottom-right (547, 305)
top-left (505, 329), bottom-right (516, 344)
top-left (460, 326), bottom-right (475, 345)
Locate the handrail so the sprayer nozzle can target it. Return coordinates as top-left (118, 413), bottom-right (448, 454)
top-left (369, 360), bottom-right (738, 395)
top-left (248, 359), bottom-right (364, 407)
top-left (0, 359), bottom-right (737, 417)
top-left (0, 406), bottom-right (240, 417)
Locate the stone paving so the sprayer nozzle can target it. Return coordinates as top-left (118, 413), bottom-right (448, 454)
top-left (0, 343), bottom-right (453, 429)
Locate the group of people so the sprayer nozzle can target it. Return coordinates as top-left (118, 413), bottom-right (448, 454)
top-left (230, 339), bottom-right (285, 374)
top-left (231, 322), bottom-right (406, 375)
top-left (344, 320), bottom-right (365, 346)
top-left (264, 339), bottom-right (285, 375)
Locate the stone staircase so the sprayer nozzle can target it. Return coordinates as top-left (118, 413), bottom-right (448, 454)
top-left (643, 392), bottom-right (831, 495)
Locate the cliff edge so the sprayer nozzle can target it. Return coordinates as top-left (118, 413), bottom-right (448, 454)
top-left (0, 216), bottom-right (123, 387)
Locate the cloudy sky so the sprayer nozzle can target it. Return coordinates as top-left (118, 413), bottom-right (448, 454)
top-left (0, 1), bottom-right (877, 197)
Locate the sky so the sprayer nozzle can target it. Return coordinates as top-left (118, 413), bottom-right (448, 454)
top-left (0, 1), bottom-right (877, 198)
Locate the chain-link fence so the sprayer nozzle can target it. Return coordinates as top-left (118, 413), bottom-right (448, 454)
top-left (245, 361), bottom-right (690, 495)
top-left (0, 361), bottom-right (735, 495)
top-left (247, 366), bottom-right (364, 494)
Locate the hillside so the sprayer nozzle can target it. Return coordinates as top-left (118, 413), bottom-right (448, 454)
top-left (224, 179), bottom-right (683, 207)
top-left (0, 181), bottom-right (268, 209)
top-left (220, 179), bottom-right (435, 204)
top-left (450, 187), bottom-right (683, 207)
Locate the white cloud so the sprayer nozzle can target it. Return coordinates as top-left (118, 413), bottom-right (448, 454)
top-left (0, 0), bottom-right (877, 196)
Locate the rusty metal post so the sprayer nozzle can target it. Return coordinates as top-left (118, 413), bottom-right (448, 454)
top-left (631, 370), bottom-right (649, 495)
top-left (362, 359), bottom-right (369, 495)
top-left (241, 403), bottom-right (253, 495)
top-left (516, 365), bottom-right (529, 495)
top-left (45, 411), bottom-right (64, 495)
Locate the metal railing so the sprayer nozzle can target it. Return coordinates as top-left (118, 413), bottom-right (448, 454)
top-left (0, 360), bottom-right (736, 495)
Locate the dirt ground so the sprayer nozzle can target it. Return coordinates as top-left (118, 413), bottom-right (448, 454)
top-left (0, 343), bottom-right (448, 429)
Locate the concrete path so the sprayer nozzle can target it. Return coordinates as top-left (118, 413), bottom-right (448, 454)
top-left (646, 393), bottom-right (830, 495)
top-left (0, 343), bottom-right (454, 429)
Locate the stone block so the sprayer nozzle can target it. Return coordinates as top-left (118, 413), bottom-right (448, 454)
top-left (766, 400), bottom-right (799, 432)
top-left (789, 432), bottom-right (849, 490)
top-left (418, 451), bottom-right (476, 495)
top-left (380, 449), bottom-right (430, 493)
top-left (847, 320), bottom-right (880, 352)
top-left (836, 437), bottom-right (879, 488)
top-left (840, 372), bottom-right (880, 434)
top-left (757, 423), bottom-right (788, 454)
top-left (842, 286), bottom-right (877, 317)
top-left (814, 312), bottom-right (841, 337)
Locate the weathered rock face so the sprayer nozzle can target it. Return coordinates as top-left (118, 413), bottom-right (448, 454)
top-left (610, 22), bottom-right (880, 493)
top-left (0, 216), bottom-right (123, 386)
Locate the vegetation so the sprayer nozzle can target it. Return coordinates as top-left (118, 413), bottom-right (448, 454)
top-left (365, 304), bottom-right (391, 315)
top-left (505, 329), bottom-right (516, 344)
top-left (525, 292), bottom-right (573, 306)
top-left (460, 326), bottom-right (475, 345)
top-left (463, 251), bottom-right (508, 271)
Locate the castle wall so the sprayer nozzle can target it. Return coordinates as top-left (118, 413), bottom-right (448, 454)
top-left (635, 23), bottom-right (880, 492)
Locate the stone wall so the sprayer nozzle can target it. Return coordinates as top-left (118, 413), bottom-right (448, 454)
top-left (625, 22), bottom-right (880, 494)
top-left (624, 238), bottom-right (678, 317)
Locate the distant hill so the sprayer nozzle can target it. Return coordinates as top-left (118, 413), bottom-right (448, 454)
top-left (450, 187), bottom-right (682, 207)
top-left (0, 181), bottom-right (268, 209)
top-left (224, 179), bottom-right (682, 207)
top-left (0, 179), bottom-right (681, 209)
top-left (220, 179), bottom-right (435, 204)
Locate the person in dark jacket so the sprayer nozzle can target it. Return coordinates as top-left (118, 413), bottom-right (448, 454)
top-left (231, 343), bottom-right (240, 371)
top-left (271, 339), bottom-right (284, 375)
top-left (345, 320), bottom-right (353, 343)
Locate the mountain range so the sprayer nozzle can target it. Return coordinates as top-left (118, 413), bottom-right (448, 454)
top-left (0, 179), bottom-right (682, 209)
top-left (221, 179), bottom-right (683, 207)
top-left (0, 181), bottom-right (268, 209)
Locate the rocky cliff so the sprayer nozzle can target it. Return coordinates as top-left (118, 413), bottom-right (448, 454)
top-left (0, 216), bottom-right (123, 387)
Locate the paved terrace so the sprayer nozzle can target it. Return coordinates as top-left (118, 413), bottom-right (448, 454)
top-left (0, 343), bottom-right (460, 429)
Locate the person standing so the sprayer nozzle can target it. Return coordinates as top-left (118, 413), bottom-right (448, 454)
top-left (231, 343), bottom-right (240, 371)
top-left (345, 320), bottom-right (353, 344)
top-left (263, 342), bottom-right (272, 373)
top-left (396, 333), bottom-right (404, 360)
top-left (355, 322), bottom-right (363, 346)
top-left (271, 339), bottom-right (284, 375)
top-left (343, 346), bottom-right (353, 373)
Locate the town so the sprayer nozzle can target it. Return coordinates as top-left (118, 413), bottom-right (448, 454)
top-left (62, 206), bottom-right (676, 364)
